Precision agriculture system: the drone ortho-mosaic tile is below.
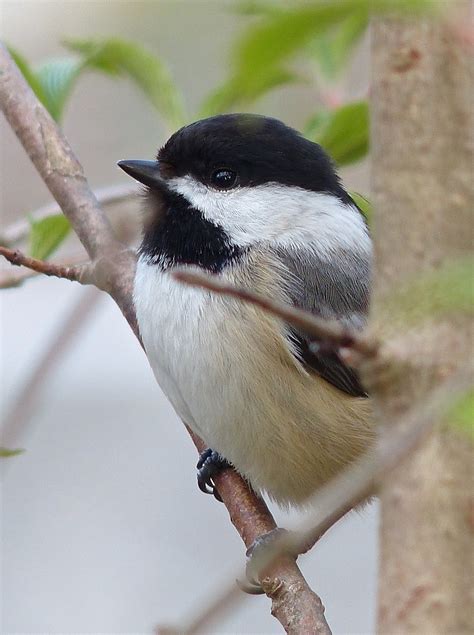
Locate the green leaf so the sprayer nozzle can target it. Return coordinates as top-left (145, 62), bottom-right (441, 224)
top-left (0, 447), bottom-right (25, 458)
top-left (448, 390), bottom-right (474, 440)
top-left (309, 101), bottom-right (369, 165)
top-left (304, 109), bottom-right (333, 139)
top-left (307, 11), bottom-right (368, 79)
top-left (29, 214), bottom-right (71, 260)
top-left (64, 38), bottom-right (186, 129)
top-left (381, 257), bottom-right (474, 326)
top-left (350, 192), bottom-right (372, 222)
top-left (233, 0), bottom-right (283, 16)
top-left (199, 67), bottom-right (300, 117)
top-left (8, 47), bottom-right (85, 122)
top-left (7, 46), bottom-right (49, 107)
top-left (35, 58), bottom-right (84, 122)
top-left (229, 1), bottom-right (437, 105)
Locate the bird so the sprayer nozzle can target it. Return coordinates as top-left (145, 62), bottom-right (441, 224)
top-left (118, 113), bottom-right (374, 509)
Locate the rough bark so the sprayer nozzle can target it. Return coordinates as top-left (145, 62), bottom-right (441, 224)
top-left (371, 15), bottom-right (474, 633)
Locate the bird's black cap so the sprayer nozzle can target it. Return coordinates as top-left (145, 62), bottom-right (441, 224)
top-left (156, 113), bottom-right (350, 202)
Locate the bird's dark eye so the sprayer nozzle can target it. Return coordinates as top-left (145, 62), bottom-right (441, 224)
top-left (210, 168), bottom-right (238, 190)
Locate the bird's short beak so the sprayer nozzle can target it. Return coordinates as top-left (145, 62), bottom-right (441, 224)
top-left (117, 159), bottom-right (165, 190)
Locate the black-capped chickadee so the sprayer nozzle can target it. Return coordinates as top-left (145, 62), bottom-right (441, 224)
top-left (119, 113), bottom-right (373, 508)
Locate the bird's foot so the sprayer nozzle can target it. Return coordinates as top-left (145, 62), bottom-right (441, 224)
top-left (196, 448), bottom-right (231, 502)
top-left (238, 527), bottom-right (295, 595)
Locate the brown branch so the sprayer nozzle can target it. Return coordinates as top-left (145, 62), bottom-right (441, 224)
top-left (173, 269), bottom-right (378, 359)
top-left (0, 42), bottom-right (137, 332)
top-left (0, 248), bottom-right (87, 288)
top-left (189, 429), bottom-right (332, 634)
top-left (0, 43), bottom-right (330, 633)
top-left (0, 246), bottom-right (93, 284)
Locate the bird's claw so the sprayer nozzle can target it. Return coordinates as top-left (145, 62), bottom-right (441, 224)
top-left (238, 527), bottom-right (293, 595)
top-left (196, 448), bottom-right (230, 502)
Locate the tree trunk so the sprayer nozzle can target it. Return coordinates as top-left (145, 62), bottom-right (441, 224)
top-left (371, 13), bottom-right (473, 634)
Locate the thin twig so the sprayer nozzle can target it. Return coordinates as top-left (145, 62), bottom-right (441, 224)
top-left (0, 246), bottom-right (93, 284)
top-left (173, 269), bottom-right (378, 359)
top-left (0, 248), bottom-right (87, 289)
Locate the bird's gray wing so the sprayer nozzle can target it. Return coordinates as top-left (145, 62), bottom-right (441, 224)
top-left (272, 245), bottom-right (370, 398)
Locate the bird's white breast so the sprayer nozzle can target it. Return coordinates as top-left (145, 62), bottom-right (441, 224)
top-left (133, 255), bottom-right (373, 506)
top-left (134, 257), bottom-right (259, 448)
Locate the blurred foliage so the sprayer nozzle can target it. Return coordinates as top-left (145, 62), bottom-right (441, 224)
top-left (380, 257), bottom-right (474, 325)
top-left (6, 0), bottom-right (439, 261)
top-left (34, 58), bottom-right (84, 123)
top-left (350, 192), bottom-right (371, 220)
top-left (222, 0), bottom-right (436, 109)
top-left (306, 101), bottom-right (368, 165)
top-left (448, 390), bottom-right (474, 441)
top-left (0, 447), bottom-right (25, 458)
top-left (63, 38), bottom-right (187, 129)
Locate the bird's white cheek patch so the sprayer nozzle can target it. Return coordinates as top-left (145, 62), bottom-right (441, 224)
top-left (167, 176), bottom-right (371, 257)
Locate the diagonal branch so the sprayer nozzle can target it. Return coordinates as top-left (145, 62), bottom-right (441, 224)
top-left (0, 42), bottom-right (137, 331)
top-left (173, 269), bottom-right (378, 359)
top-left (188, 429), bottom-right (331, 634)
top-left (0, 246), bottom-right (93, 284)
top-left (0, 248), bottom-right (87, 289)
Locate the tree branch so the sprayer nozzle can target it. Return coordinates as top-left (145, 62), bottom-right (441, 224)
top-left (188, 429), bottom-right (332, 633)
top-left (0, 248), bottom-right (87, 288)
top-left (0, 43), bottom-right (330, 633)
top-left (173, 269), bottom-right (378, 359)
top-left (0, 42), bottom-right (137, 331)
top-left (0, 246), bottom-right (93, 284)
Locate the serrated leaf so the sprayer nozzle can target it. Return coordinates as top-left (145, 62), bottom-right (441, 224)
top-left (64, 38), bottom-right (186, 129)
top-left (0, 447), bottom-right (25, 458)
top-left (7, 46), bottom-right (49, 107)
top-left (310, 101), bottom-right (369, 165)
top-left (29, 214), bottom-right (71, 260)
top-left (448, 390), bottom-right (474, 440)
top-left (35, 58), bottom-right (83, 122)
top-left (199, 67), bottom-right (299, 117)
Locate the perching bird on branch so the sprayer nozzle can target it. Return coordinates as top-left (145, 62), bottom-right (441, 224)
top-left (119, 113), bottom-right (373, 508)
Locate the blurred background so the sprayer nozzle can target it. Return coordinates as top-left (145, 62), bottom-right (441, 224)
top-left (0, 2), bottom-right (377, 633)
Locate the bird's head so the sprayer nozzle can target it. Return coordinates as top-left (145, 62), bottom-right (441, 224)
top-left (118, 113), bottom-right (369, 271)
